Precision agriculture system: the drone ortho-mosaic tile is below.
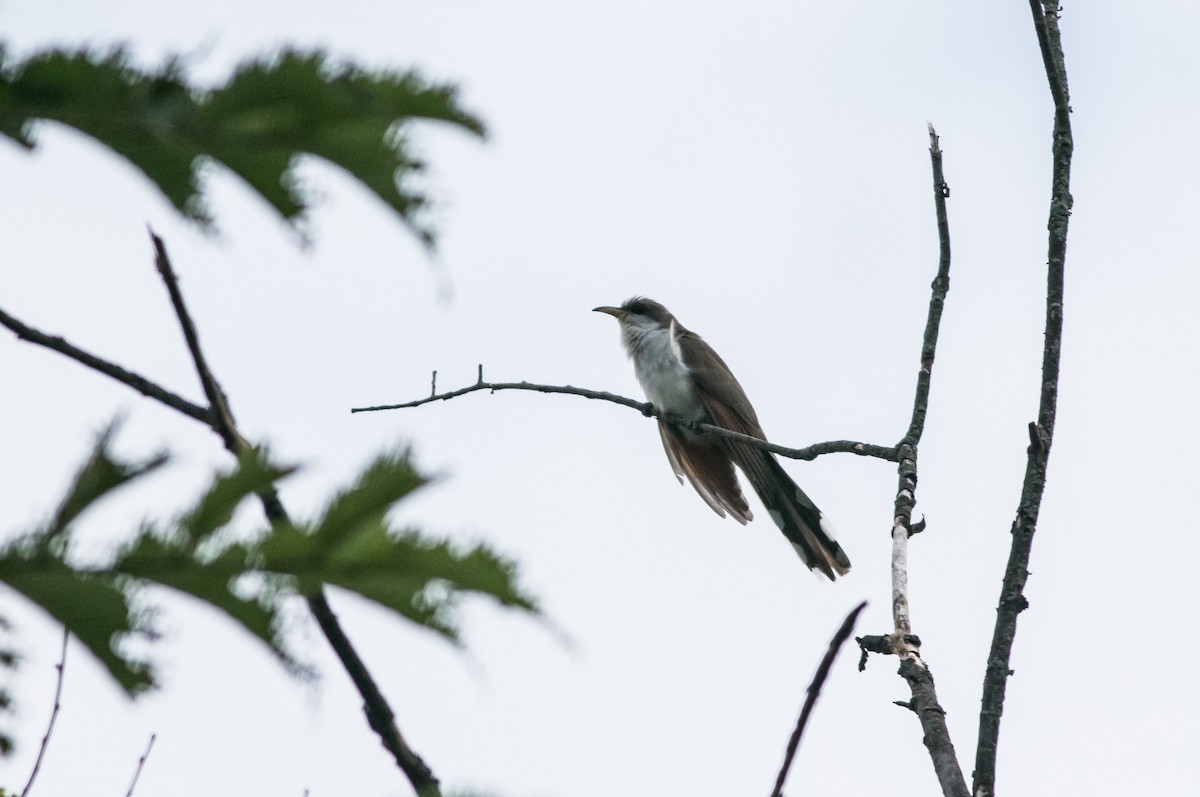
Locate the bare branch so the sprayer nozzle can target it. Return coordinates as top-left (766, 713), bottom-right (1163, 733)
top-left (899, 658), bottom-right (965, 796)
top-left (901, 124), bottom-right (954, 451)
top-left (353, 372), bottom-right (897, 463)
top-left (20, 628), bottom-right (67, 797)
top-left (770, 602), bottom-right (867, 797)
top-left (865, 125), bottom-right (968, 797)
top-left (355, 376), bottom-right (651, 414)
top-left (890, 122), bottom-right (954, 637)
top-left (888, 124), bottom-right (952, 644)
top-left (3, 235), bottom-right (446, 795)
top-left (149, 229), bottom-right (246, 453)
top-left (123, 733), bottom-right (156, 797)
top-left (308, 596), bottom-right (440, 795)
top-left (973, 5), bottom-right (1074, 796)
top-left (0, 306), bottom-right (210, 424)
top-left (146, 232), bottom-right (444, 797)
top-left (856, 631), bottom-right (966, 797)
top-left (2, 266), bottom-right (444, 793)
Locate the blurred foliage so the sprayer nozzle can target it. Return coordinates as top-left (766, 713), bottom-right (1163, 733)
top-left (0, 423), bottom-right (537, 701)
top-left (0, 46), bottom-right (486, 246)
top-left (0, 613), bottom-right (14, 757)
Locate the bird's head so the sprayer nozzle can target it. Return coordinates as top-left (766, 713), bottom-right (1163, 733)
top-left (593, 297), bottom-right (675, 332)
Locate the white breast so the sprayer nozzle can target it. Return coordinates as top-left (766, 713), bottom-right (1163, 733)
top-left (623, 319), bottom-right (705, 420)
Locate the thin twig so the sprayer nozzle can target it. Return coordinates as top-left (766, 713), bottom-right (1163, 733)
top-left (20, 627), bottom-right (67, 797)
top-left (770, 601), bottom-right (867, 797)
top-left (353, 374), bottom-right (897, 463)
top-left (123, 733), bottom-right (156, 797)
top-left (902, 124), bottom-right (954, 450)
top-left (0, 306), bottom-right (210, 424)
top-left (149, 229), bottom-right (244, 452)
top-left (973, 5), bottom-right (1074, 796)
top-left (146, 231), bottom-right (442, 797)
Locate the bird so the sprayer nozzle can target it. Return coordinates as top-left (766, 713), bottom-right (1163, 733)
top-left (594, 297), bottom-right (850, 579)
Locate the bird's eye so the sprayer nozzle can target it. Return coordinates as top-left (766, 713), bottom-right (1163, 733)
top-left (623, 298), bottom-right (649, 316)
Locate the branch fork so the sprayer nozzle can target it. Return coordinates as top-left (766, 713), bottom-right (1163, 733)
top-left (0, 232), bottom-right (445, 797)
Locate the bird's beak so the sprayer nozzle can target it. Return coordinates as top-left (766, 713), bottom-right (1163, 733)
top-left (593, 306), bottom-right (626, 319)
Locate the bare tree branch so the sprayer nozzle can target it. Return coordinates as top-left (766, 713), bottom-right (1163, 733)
top-left (898, 658), bottom-right (964, 794)
top-left (20, 627), bottom-right (67, 797)
top-left (891, 123), bottom-right (954, 644)
top-left (858, 125), bottom-right (968, 797)
top-left (770, 601), bottom-right (867, 797)
top-left (0, 306), bottom-right (210, 424)
top-left (147, 231), bottom-right (443, 797)
top-left (973, 5), bottom-right (1074, 796)
top-left (123, 733), bottom-right (156, 797)
top-left (2, 237), bottom-right (444, 796)
top-left (307, 596), bottom-right (440, 793)
top-left (885, 124), bottom-right (968, 797)
top-left (149, 230), bottom-right (246, 452)
top-left (353, 369), bottom-right (898, 463)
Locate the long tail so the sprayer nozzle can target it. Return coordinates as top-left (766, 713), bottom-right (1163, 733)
top-left (741, 452), bottom-right (851, 580)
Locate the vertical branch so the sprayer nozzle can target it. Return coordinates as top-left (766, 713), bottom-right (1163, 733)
top-left (148, 231), bottom-right (442, 797)
top-left (882, 126), bottom-right (968, 797)
top-left (20, 628), bottom-right (67, 797)
top-left (973, 4), bottom-right (1074, 796)
top-left (904, 124), bottom-right (954, 448)
top-left (891, 124), bottom-right (953, 645)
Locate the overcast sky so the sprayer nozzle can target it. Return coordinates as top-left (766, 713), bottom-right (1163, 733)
top-left (2, 2), bottom-right (1198, 796)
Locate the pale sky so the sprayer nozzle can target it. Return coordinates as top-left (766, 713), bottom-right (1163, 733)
top-left (1, 2), bottom-right (1198, 796)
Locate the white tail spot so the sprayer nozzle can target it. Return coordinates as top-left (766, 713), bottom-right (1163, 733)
top-left (818, 513), bottom-right (839, 542)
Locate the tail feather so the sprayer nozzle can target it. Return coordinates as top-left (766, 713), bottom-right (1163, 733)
top-left (739, 450), bottom-right (851, 580)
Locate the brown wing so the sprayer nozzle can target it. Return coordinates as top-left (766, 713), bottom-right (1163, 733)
top-left (657, 420), bottom-right (752, 524)
top-left (674, 328), bottom-right (766, 438)
top-left (678, 328), bottom-right (851, 579)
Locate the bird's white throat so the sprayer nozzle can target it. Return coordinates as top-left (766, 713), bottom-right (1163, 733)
top-left (621, 317), bottom-right (705, 421)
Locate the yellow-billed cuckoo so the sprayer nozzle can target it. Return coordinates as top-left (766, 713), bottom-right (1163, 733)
top-left (594, 297), bottom-right (851, 580)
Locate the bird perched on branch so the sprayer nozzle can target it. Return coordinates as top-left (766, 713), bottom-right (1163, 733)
top-left (594, 297), bottom-right (850, 579)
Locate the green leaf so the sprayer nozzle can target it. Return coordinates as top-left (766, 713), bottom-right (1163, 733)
top-left (116, 535), bottom-right (307, 677)
top-left (177, 448), bottom-right (295, 545)
top-left (201, 50), bottom-right (485, 246)
top-left (0, 48), bottom-right (205, 220)
top-left (0, 559), bottom-right (154, 695)
top-left (307, 449), bottom-right (429, 551)
top-left (0, 612), bottom-right (17, 757)
top-left (0, 432), bottom-right (537, 703)
top-left (113, 448), bottom-right (303, 676)
top-left (316, 525), bottom-right (538, 641)
top-left (0, 424), bottom-right (164, 695)
top-left (259, 450), bottom-right (537, 642)
top-left (46, 421), bottom-right (168, 542)
top-left (0, 47), bottom-right (486, 246)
